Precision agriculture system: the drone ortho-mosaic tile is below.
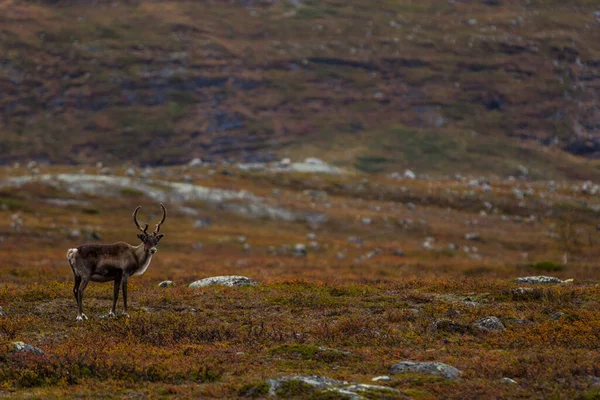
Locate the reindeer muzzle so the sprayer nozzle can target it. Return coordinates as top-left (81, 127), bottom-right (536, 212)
top-left (150, 247), bottom-right (158, 255)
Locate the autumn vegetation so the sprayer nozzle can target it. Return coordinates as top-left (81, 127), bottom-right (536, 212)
top-left (0, 163), bottom-right (599, 399)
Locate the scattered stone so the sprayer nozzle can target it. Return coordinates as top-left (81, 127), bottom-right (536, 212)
top-left (361, 217), bottom-right (372, 225)
top-left (84, 229), bottom-right (102, 241)
top-left (551, 312), bottom-right (566, 320)
top-left (243, 243), bottom-right (252, 252)
top-left (516, 276), bottom-right (563, 284)
top-left (517, 165), bottom-right (529, 176)
top-left (188, 158), bottom-right (203, 167)
top-left (465, 233), bottom-right (480, 241)
top-left (404, 169), bottom-right (416, 179)
top-left (448, 243), bottom-right (459, 250)
top-left (501, 378), bottom-right (518, 385)
top-left (307, 232), bottom-right (317, 240)
top-left (308, 241), bottom-right (320, 251)
top-left (267, 375), bottom-right (343, 396)
top-left (406, 202), bottom-right (416, 210)
top-left (10, 214), bottom-right (24, 232)
top-left (371, 376), bottom-right (391, 382)
top-left (11, 342), bottom-right (44, 356)
top-left (192, 242), bottom-right (203, 250)
top-left (509, 287), bottom-right (543, 300)
top-left (0, 306), bottom-right (6, 318)
top-left (279, 157), bottom-right (291, 167)
top-left (266, 375), bottom-right (405, 399)
top-left (158, 281), bottom-right (174, 288)
top-left (293, 243), bottom-right (307, 257)
top-left (193, 218), bottom-right (211, 229)
top-left (354, 248), bottom-right (383, 263)
top-left (347, 236), bottom-right (364, 245)
top-left (473, 316), bottom-right (506, 332)
top-left (393, 249), bottom-right (405, 257)
top-left (189, 276), bottom-right (258, 288)
top-left (587, 375), bottom-right (600, 386)
top-left (69, 229), bottom-right (82, 239)
top-left (390, 361), bottom-right (462, 380)
top-left (237, 235), bottom-right (247, 243)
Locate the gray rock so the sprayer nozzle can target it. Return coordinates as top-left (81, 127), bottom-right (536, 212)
top-left (347, 236), bottom-right (364, 245)
top-left (509, 287), bottom-right (542, 300)
top-left (465, 233), bottom-right (481, 241)
top-left (267, 375), bottom-right (344, 395)
top-left (266, 375), bottom-right (403, 399)
top-left (404, 169), bottom-right (416, 179)
top-left (501, 378), bottom-right (518, 385)
top-left (0, 306), bottom-right (6, 318)
top-left (0, 174), bottom-right (297, 221)
top-left (587, 375), bottom-right (600, 386)
top-left (69, 229), bottom-right (82, 239)
top-left (293, 243), bottom-right (307, 257)
top-left (371, 376), bottom-right (391, 382)
top-left (12, 342), bottom-right (44, 356)
top-left (188, 158), bottom-right (203, 167)
top-left (390, 361), bottom-right (462, 380)
top-left (393, 249), bottom-right (405, 257)
top-left (308, 241), bottom-right (320, 251)
top-left (158, 281), bottom-right (174, 288)
top-left (516, 276), bottom-right (563, 284)
top-left (189, 276), bottom-right (258, 288)
top-left (474, 316), bottom-right (506, 331)
top-left (551, 312), bottom-right (566, 320)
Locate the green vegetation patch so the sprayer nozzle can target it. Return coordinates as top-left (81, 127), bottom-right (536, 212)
top-left (239, 381), bottom-right (270, 398)
top-left (355, 155), bottom-right (391, 173)
top-left (527, 260), bottom-right (566, 272)
top-left (268, 344), bottom-right (357, 362)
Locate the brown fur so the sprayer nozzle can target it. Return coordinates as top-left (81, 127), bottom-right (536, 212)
top-left (67, 204), bottom-right (166, 320)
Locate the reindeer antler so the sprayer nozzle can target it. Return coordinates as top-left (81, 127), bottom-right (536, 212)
top-left (154, 203), bottom-right (167, 233)
top-left (133, 206), bottom-right (149, 233)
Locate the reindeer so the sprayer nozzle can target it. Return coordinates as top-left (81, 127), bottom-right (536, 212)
top-left (67, 204), bottom-right (166, 321)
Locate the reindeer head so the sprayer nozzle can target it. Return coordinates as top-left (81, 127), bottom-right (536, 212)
top-left (133, 203), bottom-right (166, 254)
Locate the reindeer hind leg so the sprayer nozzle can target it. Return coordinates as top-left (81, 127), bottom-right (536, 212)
top-left (76, 275), bottom-right (90, 321)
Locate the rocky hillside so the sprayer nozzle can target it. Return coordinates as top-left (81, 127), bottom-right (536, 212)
top-left (1, 0), bottom-right (600, 178)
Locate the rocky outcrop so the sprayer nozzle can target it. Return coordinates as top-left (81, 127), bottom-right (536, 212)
top-left (188, 276), bottom-right (258, 288)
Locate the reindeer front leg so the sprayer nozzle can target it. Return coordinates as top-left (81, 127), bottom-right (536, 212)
top-left (77, 277), bottom-right (90, 321)
top-left (110, 275), bottom-right (122, 318)
top-left (122, 276), bottom-right (129, 317)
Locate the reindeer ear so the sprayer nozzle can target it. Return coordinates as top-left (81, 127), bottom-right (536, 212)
top-left (137, 233), bottom-right (144, 240)
top-left (157, 234), bottom-right (164, 241)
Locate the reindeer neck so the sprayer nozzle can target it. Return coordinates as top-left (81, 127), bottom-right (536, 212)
top-left (133, 243), bottom-right (151, 262)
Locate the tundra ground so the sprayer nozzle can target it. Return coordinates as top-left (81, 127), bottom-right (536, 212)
top-left (0, 164), bottom-right (599, 399)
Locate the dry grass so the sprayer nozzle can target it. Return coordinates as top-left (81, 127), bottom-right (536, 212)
top-left (0, 164), bottom-right (599, 398)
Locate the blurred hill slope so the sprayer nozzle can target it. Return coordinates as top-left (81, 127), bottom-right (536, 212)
top-left (1, 0), bottom-right (600, 179)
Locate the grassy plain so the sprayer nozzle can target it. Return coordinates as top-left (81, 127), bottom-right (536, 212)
top-left (0, 164), bottom-right (599, 398)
